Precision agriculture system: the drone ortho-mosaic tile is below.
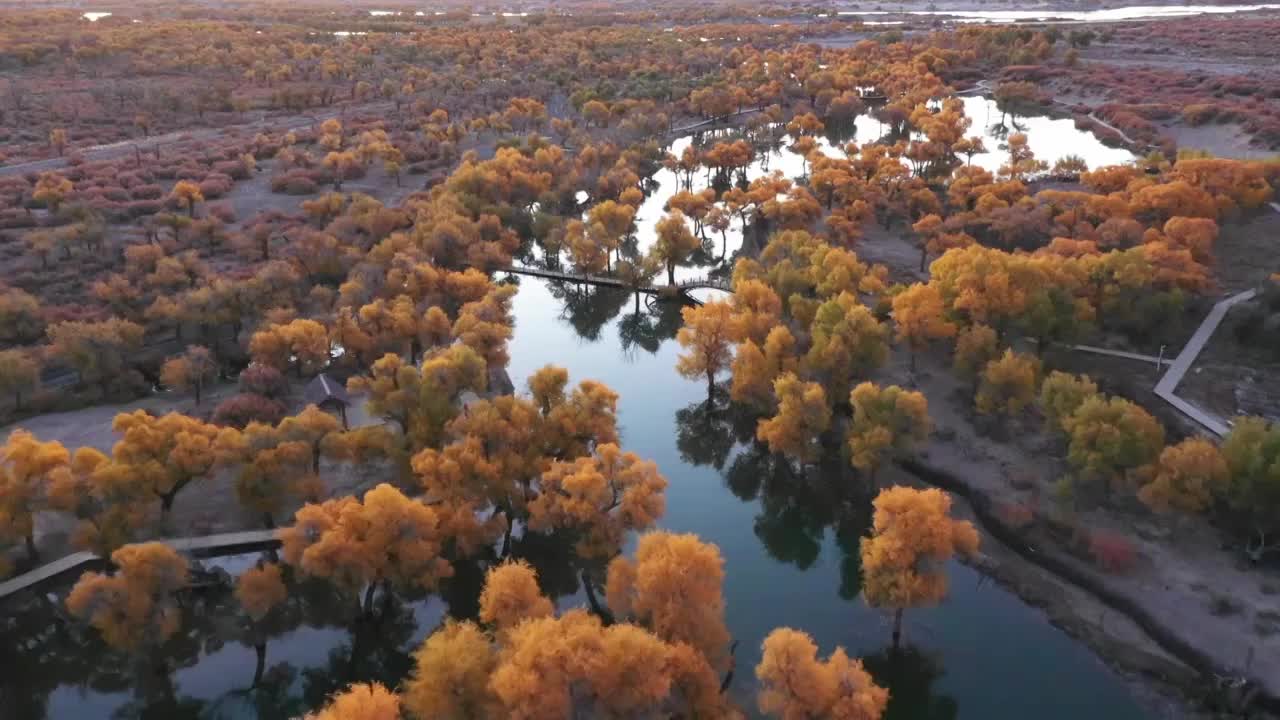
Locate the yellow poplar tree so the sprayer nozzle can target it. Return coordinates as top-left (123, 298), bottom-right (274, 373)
top-left (975, 349), bottom-right (1041, 418)
top-left (402, 620), bottom-right (499, 719)
top-left (308, 683), bottom-right (400, 720)
top-left (279, 483), bottom-right (454, 615)
top-left (528, 443), bottom-right (667, 561)
top-left (606, 531), bottom-right (731, 670)
top-left (847, 382), bottom-right (931, 480)
top-left (478, 560), bottom-right (555, 633)
top-left (756, 628), bottom-right (889, 720)
top-left (892, 283), bottom-right (956, 372)
top-left (0, 430), bottom-right (69, 561)
top-left (756, 373), bottom-right (831, 464)
top-left (676, 300), bottom-right (736, 397)
top-left (861, 486), bottom-right (979, 647)
top-left (1138, 437), bottom-right (1228, 516)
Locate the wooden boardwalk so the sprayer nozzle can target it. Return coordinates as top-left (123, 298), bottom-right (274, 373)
top-left (1069, 343), bottom-right (1172, 367)
top-left (1153, 289), bottom-right (1258, 436)
top-left (497, 265), bottom-right (732, 297)
top-left (0, 529), bottom-right (279, 601)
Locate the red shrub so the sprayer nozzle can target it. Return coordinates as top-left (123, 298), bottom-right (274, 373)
top-left (213, 160), bottom-right (250, 180)
top-left (212, 392), bottom-right (287, 427)
top-left (207, 202), bottom-right (237, 223)
top-left (996, 502), bottom-right (1036, 531)
top-left (101, 187), bottom-right (130, 202)
top-left (127, 199), bottom-right (165, 218)
top-left (1088, 530), bottom-right (1137, 574)
top-left (131, 184), bottom-right (164, 200)
top-left (238, 363), bottom-right (289, 399)
top-left (198, 173), bottom-right (234, 199)
top-left (271, 171), bottom-right (319, 195)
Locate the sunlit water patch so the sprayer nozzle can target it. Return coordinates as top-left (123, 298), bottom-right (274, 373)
top-left (839, 3), bottom-right (1280, 23)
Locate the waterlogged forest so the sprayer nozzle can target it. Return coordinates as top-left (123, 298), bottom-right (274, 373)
top-left (1, 2), bottom-right (1280, 719)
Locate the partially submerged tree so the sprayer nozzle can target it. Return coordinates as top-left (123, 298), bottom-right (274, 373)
top-left (66, 542), bottom-right (189, 651)
top-left (861, 487), bottom-right (979, 647)
top-left (676, 301), bottom-right (735, 397)
top-left (308, 683), bottom-right (401, 720)
top-left (279, 483), bottom-right (454, 615)
top-left (606, 531), bottom-right (732, 670)
top-left (756, 628), bottom-right (889, 720)
top-left (756, 372), bottom-right (831, 464)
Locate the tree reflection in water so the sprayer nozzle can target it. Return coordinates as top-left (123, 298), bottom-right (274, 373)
top-left (300, 593), bottom-right (420, 711)
top-left (676, 390), bottom-right (873, 597)
top-left (546, 280), bottom-right (630, 342)
top-left (863, 644), bottom-right (960, 720)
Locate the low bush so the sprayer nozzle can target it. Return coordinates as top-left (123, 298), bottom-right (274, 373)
top-left (271, 171), bottom-right (320, 195)
top-left (1088, 530), bottom-right (1137, 574)
top-left (238, 363), bottom-right (290, 400)
top-left (1182, 103), bottom-right (1218, 126)
top-left (212, 392), bottom-right (287, 427)
top-left (198, 173), bottom-right (234, 199)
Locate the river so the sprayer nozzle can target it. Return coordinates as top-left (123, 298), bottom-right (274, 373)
top-left (3, 101), bottom-right (1154, 719)
top-left (17, 277), bottom-right (1153, 719)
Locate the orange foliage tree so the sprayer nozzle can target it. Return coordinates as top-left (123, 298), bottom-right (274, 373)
top-left (307, 683), bottom-right (401, 720)
top-left (756, 372), bottom-right (831, 464)
top-left (1138, 437), bottom-right (1228, 516)
top-left (66, 542), bottom-right (189, 651)
top-left (756, 628), bottom-right (889, 720)
top-left (110, 410), bottom-right (222, 515)
top-left (861, 487), bottom-right (979, 647)
top-left (0, 430), bottom-right (69, 564)
top-left (676, 300), bottom-right (736, 397)
top-left (891, 283), bottom-right (956, 372)
top-left (279, 483), bottom-right (454, 615)
top-left (606, 531), bottom-right (732, 670)
top-left (847, 382), bottom-right (931, 481)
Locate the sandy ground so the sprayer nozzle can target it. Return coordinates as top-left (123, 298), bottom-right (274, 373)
top-left (868, 338), bottom-right (1280, 704)
top-left (858, 222), bottom-right (929, 283)
top-left (848, 211), bottom-right (1280, 708)
top-left (1214, 210), bottom-right (1280, 294)
top-left (890, 460), bottom-right (1212, 720)
top-left (1164, 123), bottom-right (1278, 161)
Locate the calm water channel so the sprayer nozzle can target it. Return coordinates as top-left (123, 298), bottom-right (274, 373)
top-left (1, 105), bottom-right (1153, 719)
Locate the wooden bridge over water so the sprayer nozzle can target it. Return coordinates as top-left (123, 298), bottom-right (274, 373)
top-left (495, 264), bottom-right (732, 302)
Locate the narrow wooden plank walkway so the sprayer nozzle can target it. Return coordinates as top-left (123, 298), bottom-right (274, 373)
top-left (668, 107), bottom-right (765, 135)
top-left (497, 265), bottom-right (732, 295)
top-left (1153, 289), bottom-right (1258, 436)
top-left (1069, 343), bottom-right (1172, 367)
top-left (0, 529), bottom-right (279, 601)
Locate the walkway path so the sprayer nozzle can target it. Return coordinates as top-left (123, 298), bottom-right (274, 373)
top-left (1069, 343), bottom-right (1172, 367)
top-left (0, 529), bottom-right (278, 601)
top-left (497, 264), bottom-right (731, 296)
top-left (668, 107), bottom-right (766, 136)
top-left (1153, 289), bottom-right (1258, 436)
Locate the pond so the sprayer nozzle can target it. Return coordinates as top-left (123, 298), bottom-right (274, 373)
top-left (838, 3), bottom-right (1280, 23)
top-left (3, 276), bottom-right (1156, 719)
top-left (534, 100), bottom-right (1133, 286)
top-left (955, 95), bottom-right (1135, 175)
